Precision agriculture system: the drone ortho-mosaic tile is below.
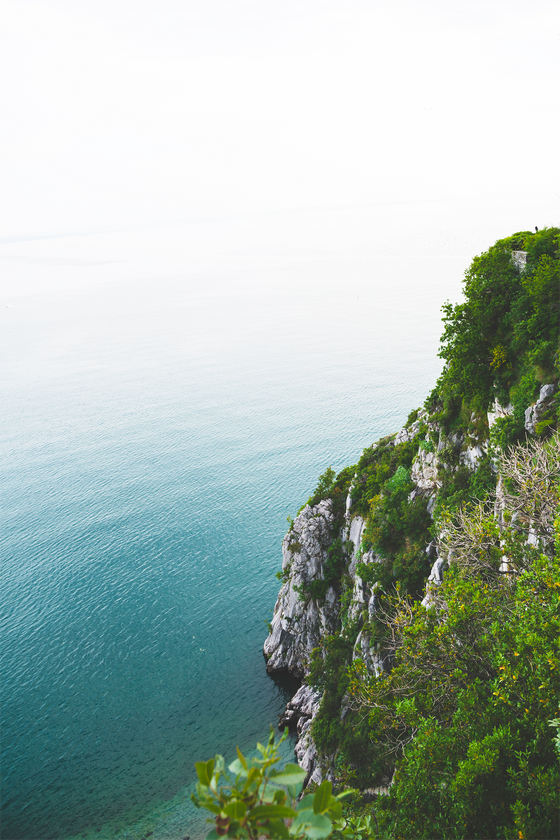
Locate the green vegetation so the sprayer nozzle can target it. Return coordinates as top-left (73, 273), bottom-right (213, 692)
top-left (191, 729), bottom-right (377, 840)
top-left (433, 227), bottom-right (559, 442)
top-left (195, 230), bottom-right (560, 839)
top-left (359, 465), bottom-right (433, 598)
top-left (299, 229), bottom-right (559, 838)
top-left (304, 230), bottom-right (558, 837)
top-left (349, 434), bottom-right (560, 839)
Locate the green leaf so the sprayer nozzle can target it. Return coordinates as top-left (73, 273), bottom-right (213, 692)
top-left (304, 813), bottom-right (333, 839)
top-left (205, 830), bottom-right (221, 840)
top-left (224, 800), bottom-right (247, 820)
top-left (195, 759), bottom-right (214, 787)
top-left (328, 801), bottom-right (342, 821)
top-left (297, 795), bottom-right (315, 812)
top-left (290, 809), bottom-right (314, 833)
top-left (269, 764), bottom-right (307, 786)
top-left (287, 783), bottom-right (302, 802)
top-left (268, 819), bottom-right (291, 839)
top-left (291, 808), bottom-right (333, 838)
top-left (249, 804), bottom-right (297, 821)
top-left (228, 758), bottom-right (247, 777)
top-left (313, 781), bottom-right (333, 814)
top-left (236, 746), bottom-right (248, 770)
top-left (246, 766), bottom-right (262, 786)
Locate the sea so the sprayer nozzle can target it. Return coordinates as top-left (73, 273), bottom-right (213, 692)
top-left (0, 198), bottom-right (550, 840)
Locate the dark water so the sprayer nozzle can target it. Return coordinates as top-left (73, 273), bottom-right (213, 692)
top-left (1, 217), bottom-right (465, 840)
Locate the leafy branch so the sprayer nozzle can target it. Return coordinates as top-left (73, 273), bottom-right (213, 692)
top-left (192, 728), bottom-right (377, 840)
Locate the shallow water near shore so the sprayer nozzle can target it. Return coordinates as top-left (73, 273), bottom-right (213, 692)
top-left (1, 201), bottom-right (542, 839)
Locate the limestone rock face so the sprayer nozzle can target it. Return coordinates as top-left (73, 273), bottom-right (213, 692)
top-left (263, 500), bottom-right (339, 678)
top-left (411, 448), bottom-right (441, 492)
top-left (393, 408), bottom-right (428, 446)
top-left (279, 683), bottom-right (321, 730)
top-left (279, 684), bottom-right (323, 785)
top-left (421, 554), bottom-right (447, 608)
top-left (460, 443), bottom-right (486, 471)
top-left (525, 384), bottom-right (557, 434)
top-left (295, 717), bottom-right (323, 785)
top-left (487, 398), bottom-right (513, 429)
top-left (353, 628), bottom-right (383, 675)
top-left (346, 515), bottom-right (367, 576)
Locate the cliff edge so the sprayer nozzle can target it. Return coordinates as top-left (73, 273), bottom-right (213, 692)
top-left (263, 228), bottom-right (560, 807)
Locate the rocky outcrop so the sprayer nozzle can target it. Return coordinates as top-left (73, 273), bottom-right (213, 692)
top-left (487, 398), bottom-right (513, 429)
top-left (525, 384), bottom-right (557, 435)
top-left (352, 626), bottom-right (383, 675)
top-left (411, 448), bottom-right (440, 492)
top-left (264, 499), bottom-right (339, 678)
top-left (393, 408), bottom-right (427, 446)
top-left (421, 553), bottom-right (447, 608)
top-left (345, 515), bottom-right (367, 575)
top-left (460, 442), bottom-right (486, 471)
top-left (279, 684), bottom-right (323, 785)
top-left (263, 499), bottom-right (342, 785)
top-left (264, 415), bottom-right (474, 781)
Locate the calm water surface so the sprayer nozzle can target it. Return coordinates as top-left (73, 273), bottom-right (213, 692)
top-left (1, 206), bottom-right (477, 839)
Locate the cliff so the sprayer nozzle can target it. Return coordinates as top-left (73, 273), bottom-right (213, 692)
top-left (262, 228), bottom-right (560, 837)
top-left (264, 390), bottom-right (555, 781)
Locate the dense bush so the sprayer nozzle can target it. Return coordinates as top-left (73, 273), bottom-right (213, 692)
top-left (348, 434), bottom-right (560, 839)
top-left (434, 227), bottom-right (559, 436)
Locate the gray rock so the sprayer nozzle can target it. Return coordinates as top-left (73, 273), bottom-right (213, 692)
top-left (279, 683), bottom-right (322, 730)
top-left (346, 516), bottom-right (367, 576)
top-left (353, 628), bottom-right (383, 676)
top-left (278, 685), bottom-right (324, 785)
top-left (487, 398), bottom-right (513, 429)
top-left (525, 384), bottom-right (557, 434)
top-left (411, 448), bottom-right (440, 492)
top-left (347, 555), bottom-right (378, 624)
top-left (263, 499), bottom-right (339, 677)
top-left (428, 556), bottom-right (446, 584)
top-left (421, 552), bottom-right (447, 607)
top-left (460, 443), bottom-right (485, 471)
top-left (393, 408), bottom-right (428, 446)
top-left (295, 717), bottom-right (323, 785)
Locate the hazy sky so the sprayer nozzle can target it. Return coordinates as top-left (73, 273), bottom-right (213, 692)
top-left (1, 0), bottom-right (559, 240)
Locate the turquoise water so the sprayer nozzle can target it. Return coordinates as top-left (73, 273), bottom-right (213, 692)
top-left (1, 213), bottom-right (469, 840)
